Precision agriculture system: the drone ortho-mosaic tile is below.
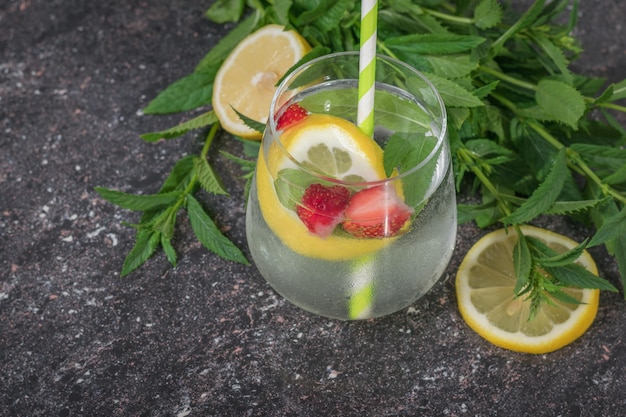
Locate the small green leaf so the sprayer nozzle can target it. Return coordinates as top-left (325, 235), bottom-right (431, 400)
top-left (490, 0), bottom-right (545, 55)
top-left (194, 156), bottom-right (229, 196)
top-left (161, 235), bottom-right (178, 267)
top-left (140, 112), bottom-right (218, 142)
top-left (120, 230), bottom-right (161, 277)
top-left (186, 195), bottom-right (249, 265)
top-left (502, 148), bottom-right (568, 225)
top-left (95, 188), bottom-right (182, 212)
top-left (607, 79), bottom-right (626, 102)
top-left (547, 199), bottom-right (603, 216)
top-left (160, 155), bottom-right (195, 193)
top-left (534, 239), bottom-right (589, 268)
top-left (196, 12), bottom-right (259, 72)
top-left (457, 201), bottom-right (499, 225)
top-left (513, 229), bottom-right (532, 294)
top-left (383, 132), bottom-right (439, 207)
top-left (274, 168), bottom-right (317, 210)
top-left (143, 67), bottom-right (217, 114)
top-left (205, 0), bottom-right (245, 23)
top-left (425, 55), bottom-right (478, 79)
top-left (385, 34), bottom-right (486, 55)
top-left (530, 32), bottom-right (573, 84)
top-left (424, 73), bottom-right (484, 108)
top-left (527, 236), bottom-right (617, 291)
top-left (544, 263), bottom-right (618, 291)
top-left (588, 207), bottom-right (626, 248)
top-left (152, 207), bottom-right (178, 239)
top-left (535, 79), bottom-right (585, 128)
top-left (474, 0), bottom-right (502, 29)
top-left (613, 235), bottom-right (626, 295)
top-left (232, 108), bottom-right (266, 134)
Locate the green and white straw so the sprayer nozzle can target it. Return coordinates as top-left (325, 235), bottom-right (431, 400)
top-left (348, 0), bottom-right (379, 320)
top-left (357, 0), bottom-right (378, 137)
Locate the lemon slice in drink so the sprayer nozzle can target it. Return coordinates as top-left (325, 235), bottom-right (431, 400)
top-left (256, 114), bottom-right (392, 261)
top-left (456, 225), bottom-right (600, 354)
top-left (212, 25), bottom-right (311, 139)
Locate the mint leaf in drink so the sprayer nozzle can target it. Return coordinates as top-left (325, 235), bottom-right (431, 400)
top-left (383, 132), bottom-right (439, 207)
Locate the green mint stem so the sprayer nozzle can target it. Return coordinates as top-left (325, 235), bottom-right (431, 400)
top-left (423, 8), bottom-right (473, 25)
top-left (526, 120), bottom-right (626, 205)
top-left (177, 122), bottom-right (221, 210)
top-left (457, 148), bottom-right (512, 217)
top-left (201, 122), bottom-right (219, 159)
top-left (594, 101), bottom-right (626, 113)
top-left (479, 65), bottom-right (538, 91)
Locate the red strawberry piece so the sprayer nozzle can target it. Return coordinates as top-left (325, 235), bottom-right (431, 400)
top-left (296, 183), bottom-right (351, 238)
top-left (276, 103), bottom-right (308, 131)
top-left (342, 184), bottom-right (414, 238)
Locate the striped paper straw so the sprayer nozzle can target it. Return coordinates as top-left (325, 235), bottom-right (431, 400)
top-left (348, 0), bottom-right (379, 320)
top-left (357, 0), bottom-right (378, 137)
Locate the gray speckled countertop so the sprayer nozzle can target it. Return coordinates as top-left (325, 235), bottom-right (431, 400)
top-left (1, 1), bottom-right (625, 416)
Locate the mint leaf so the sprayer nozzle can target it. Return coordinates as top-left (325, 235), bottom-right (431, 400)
top-left (196, 12), bottom-right (259, 72)
top-left (143, 67), bottom-right (217, 114)
top-left (205, 0), bottom-right (245, 23)
top-left (233, 108), bottom-right (266, 134)
top-left (513, 229), bottom-right (532, 294)
top-left (385, 34), bottom-right (486, 55)
top-left (274, 168), bottom-right (319, 210)
top-left (588, 207), bottom-right (626, 248)
top-left (95, 188), bottom-right (182, 212)
top-left (140, 112), bottom-right (218, 142)
top-left (194, 156), bottom-right (228, 196)
top-left (546, 199), bottom-right (603, 216)
top-left (161, 235), bottom-right (178, 267)
top-left (531, 32), bottom-right (573, 84)
top-left (502, 148), bottom-right (567, 225)
top-left (424, 73), bottom-right (484, 108)
top-left (527, 236), bottom-right (617, 291)
top-left (160, 155), bottom-right (195, 193)
top-left (474, 0), bottom-right (502, 29)
top-left (535, 79), bottom-right (585, 128)
top-left (383, 132), bottom-right (439, 207)
top-left (186, 195), bottom-right (249, 265)
top-left (120, 229), bottom-right (161, 277)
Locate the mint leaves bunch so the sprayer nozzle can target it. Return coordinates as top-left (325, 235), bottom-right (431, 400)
top-left (97, 0), bottom-right (625, 312)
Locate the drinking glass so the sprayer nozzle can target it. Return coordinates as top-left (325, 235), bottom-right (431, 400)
top-left (246, 52), bottom-right (456, 320)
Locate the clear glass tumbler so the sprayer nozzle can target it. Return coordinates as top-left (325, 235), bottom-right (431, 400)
top-left (246, 52), bottom-right (456, 320)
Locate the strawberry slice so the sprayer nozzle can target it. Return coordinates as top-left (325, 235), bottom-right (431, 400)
top-left (276, 103), bottom-right (308, 130)
top-left (342, 184), bottom-right (414, 238)
top-left (296, 183), bottom-right (351, 238)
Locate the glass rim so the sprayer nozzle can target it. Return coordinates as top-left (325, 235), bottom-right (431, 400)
top-left (267, 51), bottom-right (448, 187)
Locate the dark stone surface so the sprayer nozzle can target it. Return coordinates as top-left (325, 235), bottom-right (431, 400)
top-left (1, 1), bottom-right (624, 416)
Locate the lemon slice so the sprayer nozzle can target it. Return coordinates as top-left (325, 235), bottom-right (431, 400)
top-left (270, 114), bottom-right (386, 181)
top-left (456, 225), bottom-right (600, 354)
top-left (212, 25), bottom-right (311, 139)
top-left (256, 114), bottom-right (392, 260)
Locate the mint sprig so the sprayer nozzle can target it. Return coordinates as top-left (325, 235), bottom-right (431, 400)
top-left (97, 0), bottom-right (625, 314)
top-left (96, 123), bottom-right (250, 277)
